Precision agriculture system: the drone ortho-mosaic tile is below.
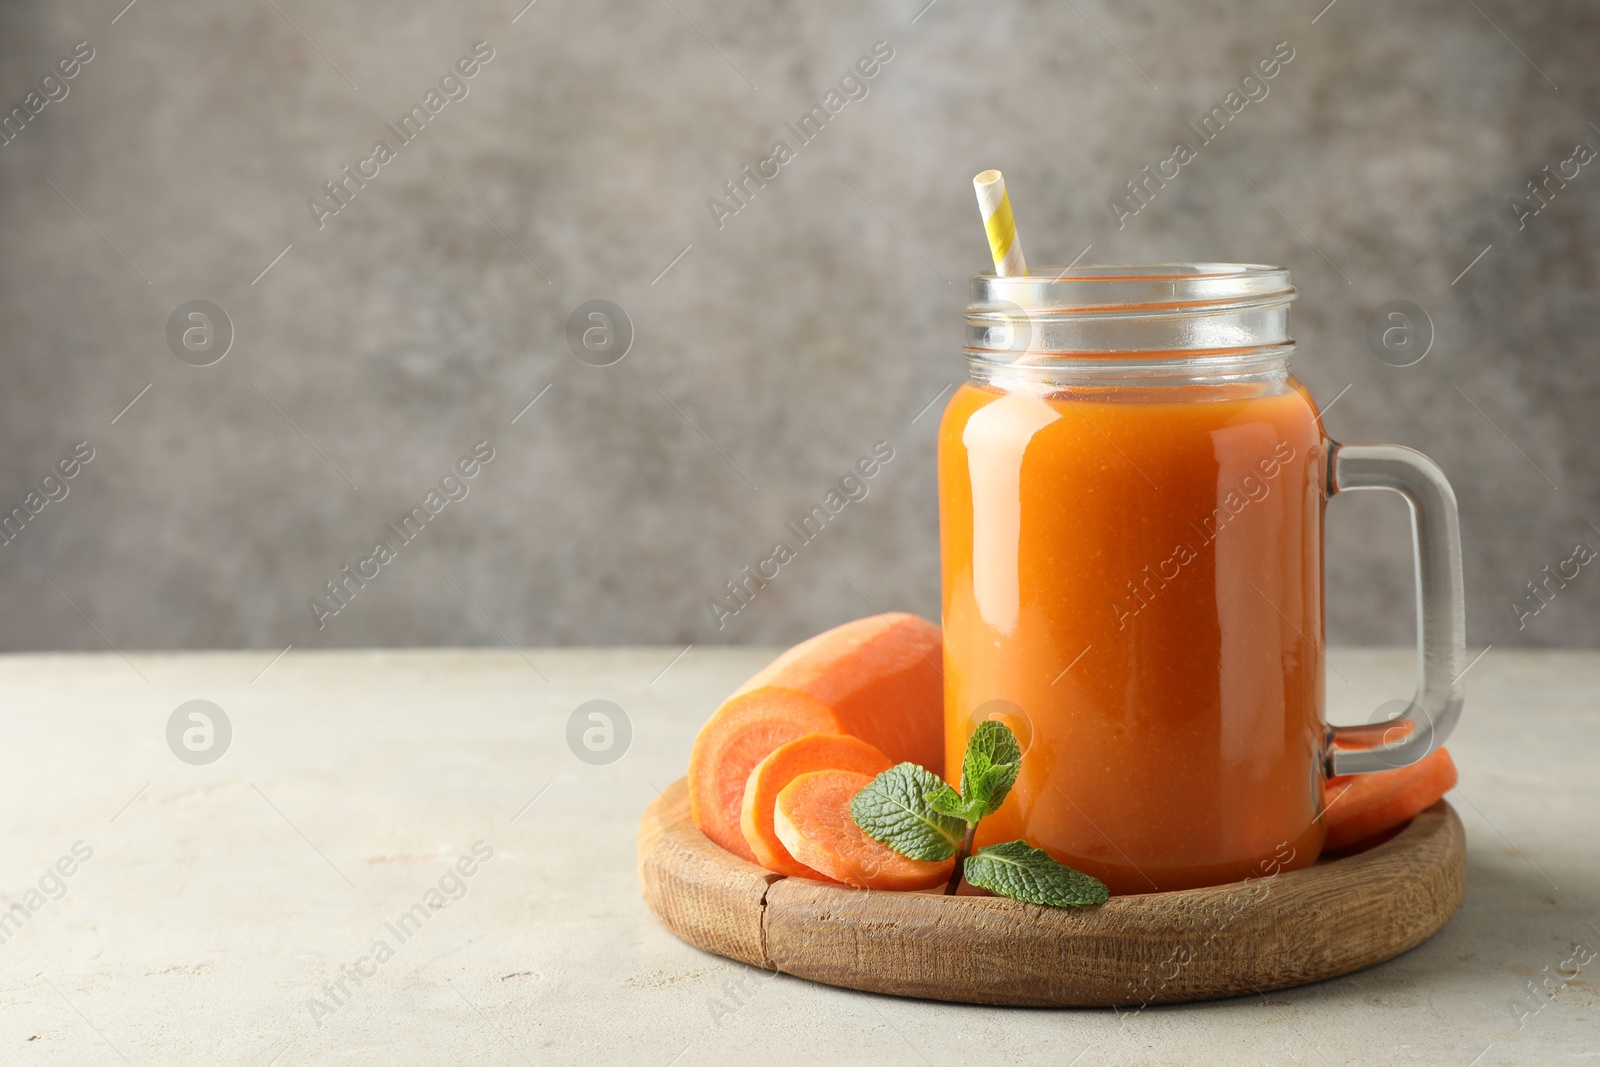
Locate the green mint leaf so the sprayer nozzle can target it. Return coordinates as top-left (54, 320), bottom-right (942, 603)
top-left (926, 783), bottom-right (993, 826)
top-left (963, 840), bottom-right (1109, 907)
top-left (960, 720), bottom-right (1022, 818)
top-left (849, 763), bottom-right (966, 861)
top-left (924, 782), bottom-right (966, 819)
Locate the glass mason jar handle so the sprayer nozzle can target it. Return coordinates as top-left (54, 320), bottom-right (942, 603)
top-left (1325, 443), bottom-right (1467, 776)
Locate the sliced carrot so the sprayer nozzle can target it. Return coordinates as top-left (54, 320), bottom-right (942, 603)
top-left (741, 734), bottom-right (894, 877)
top-left (1322, 747), bottom-right (1458, 852)
top-left (688, 612), bottom-right (943, 861)
top-left (773, 770), bottom-right (954, 891)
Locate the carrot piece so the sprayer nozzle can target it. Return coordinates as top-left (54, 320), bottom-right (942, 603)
top-left (688, 613), bottom-right (943, 861)
top-left (773, 770), bottom-right (954, 891)
top-left (1322, 747), bottom-right (1458, 852)
top-left (741, 734), bottom-right (894, 877)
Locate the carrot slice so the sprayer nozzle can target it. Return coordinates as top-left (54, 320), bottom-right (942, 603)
top-left (773, 770), bottom-right (955, 890)
top-left (688, 613), bottom-right (942, 861)
top-left (741, 734), bottom-right (894, 877)
top-left (1322, 747), bottom-right (1458, 852)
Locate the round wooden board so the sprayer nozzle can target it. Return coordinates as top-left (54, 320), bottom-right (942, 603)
top-left (638, 778), bottom-right (1464, 1007)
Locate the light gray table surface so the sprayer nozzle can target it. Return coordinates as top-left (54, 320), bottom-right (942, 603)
top-left (1, 647), bottom-right (1596, 1066)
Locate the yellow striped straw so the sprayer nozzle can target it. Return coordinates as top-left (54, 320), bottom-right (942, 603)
top-left (973, 169), bottom-right (1028, 277)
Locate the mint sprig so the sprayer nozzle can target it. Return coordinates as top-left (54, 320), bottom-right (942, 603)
top-left (849, 720), bottom-right (1108, 908)
top-left (957, 719), bottom-right (1022, 821)
top-left (848, 762), bottom-right (966, 861)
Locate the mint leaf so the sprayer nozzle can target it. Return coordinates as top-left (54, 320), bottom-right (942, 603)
top-left (926, 780), bottom-right (987, 827)
top-left (960, 720), bottom-right (1021, 818)
top-left (963, 840), bottom-right (1109, 907)
top-left (849, 763), bottom-right (966, 861)
top-left (925, 782), bottom-right (966, 819)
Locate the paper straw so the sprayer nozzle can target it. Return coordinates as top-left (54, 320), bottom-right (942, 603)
top-left (973, 169), bottom-right (1028, 277)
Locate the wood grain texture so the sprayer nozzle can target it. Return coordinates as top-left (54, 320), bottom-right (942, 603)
top-left (638, 781), bottom-right (779, 967)
top-left (638, 778), bottom-right (1465, 1006)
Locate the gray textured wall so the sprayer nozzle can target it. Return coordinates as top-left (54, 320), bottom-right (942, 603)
top-left (1, 0), bottom-right (1595, 653)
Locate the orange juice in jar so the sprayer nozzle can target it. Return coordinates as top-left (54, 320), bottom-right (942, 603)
top-left (938, 265), bottom-right (1465, 895)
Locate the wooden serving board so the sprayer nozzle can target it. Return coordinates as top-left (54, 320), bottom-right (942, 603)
top-left (638, 778), bottom-right (1464, 1007)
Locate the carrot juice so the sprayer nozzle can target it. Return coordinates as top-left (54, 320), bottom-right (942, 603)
top-left (940, 360), bottom-right (1329, 894)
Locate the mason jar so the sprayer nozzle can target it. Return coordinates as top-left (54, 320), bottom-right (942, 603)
top-left (938, 264), bottom-right (1465, 894)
